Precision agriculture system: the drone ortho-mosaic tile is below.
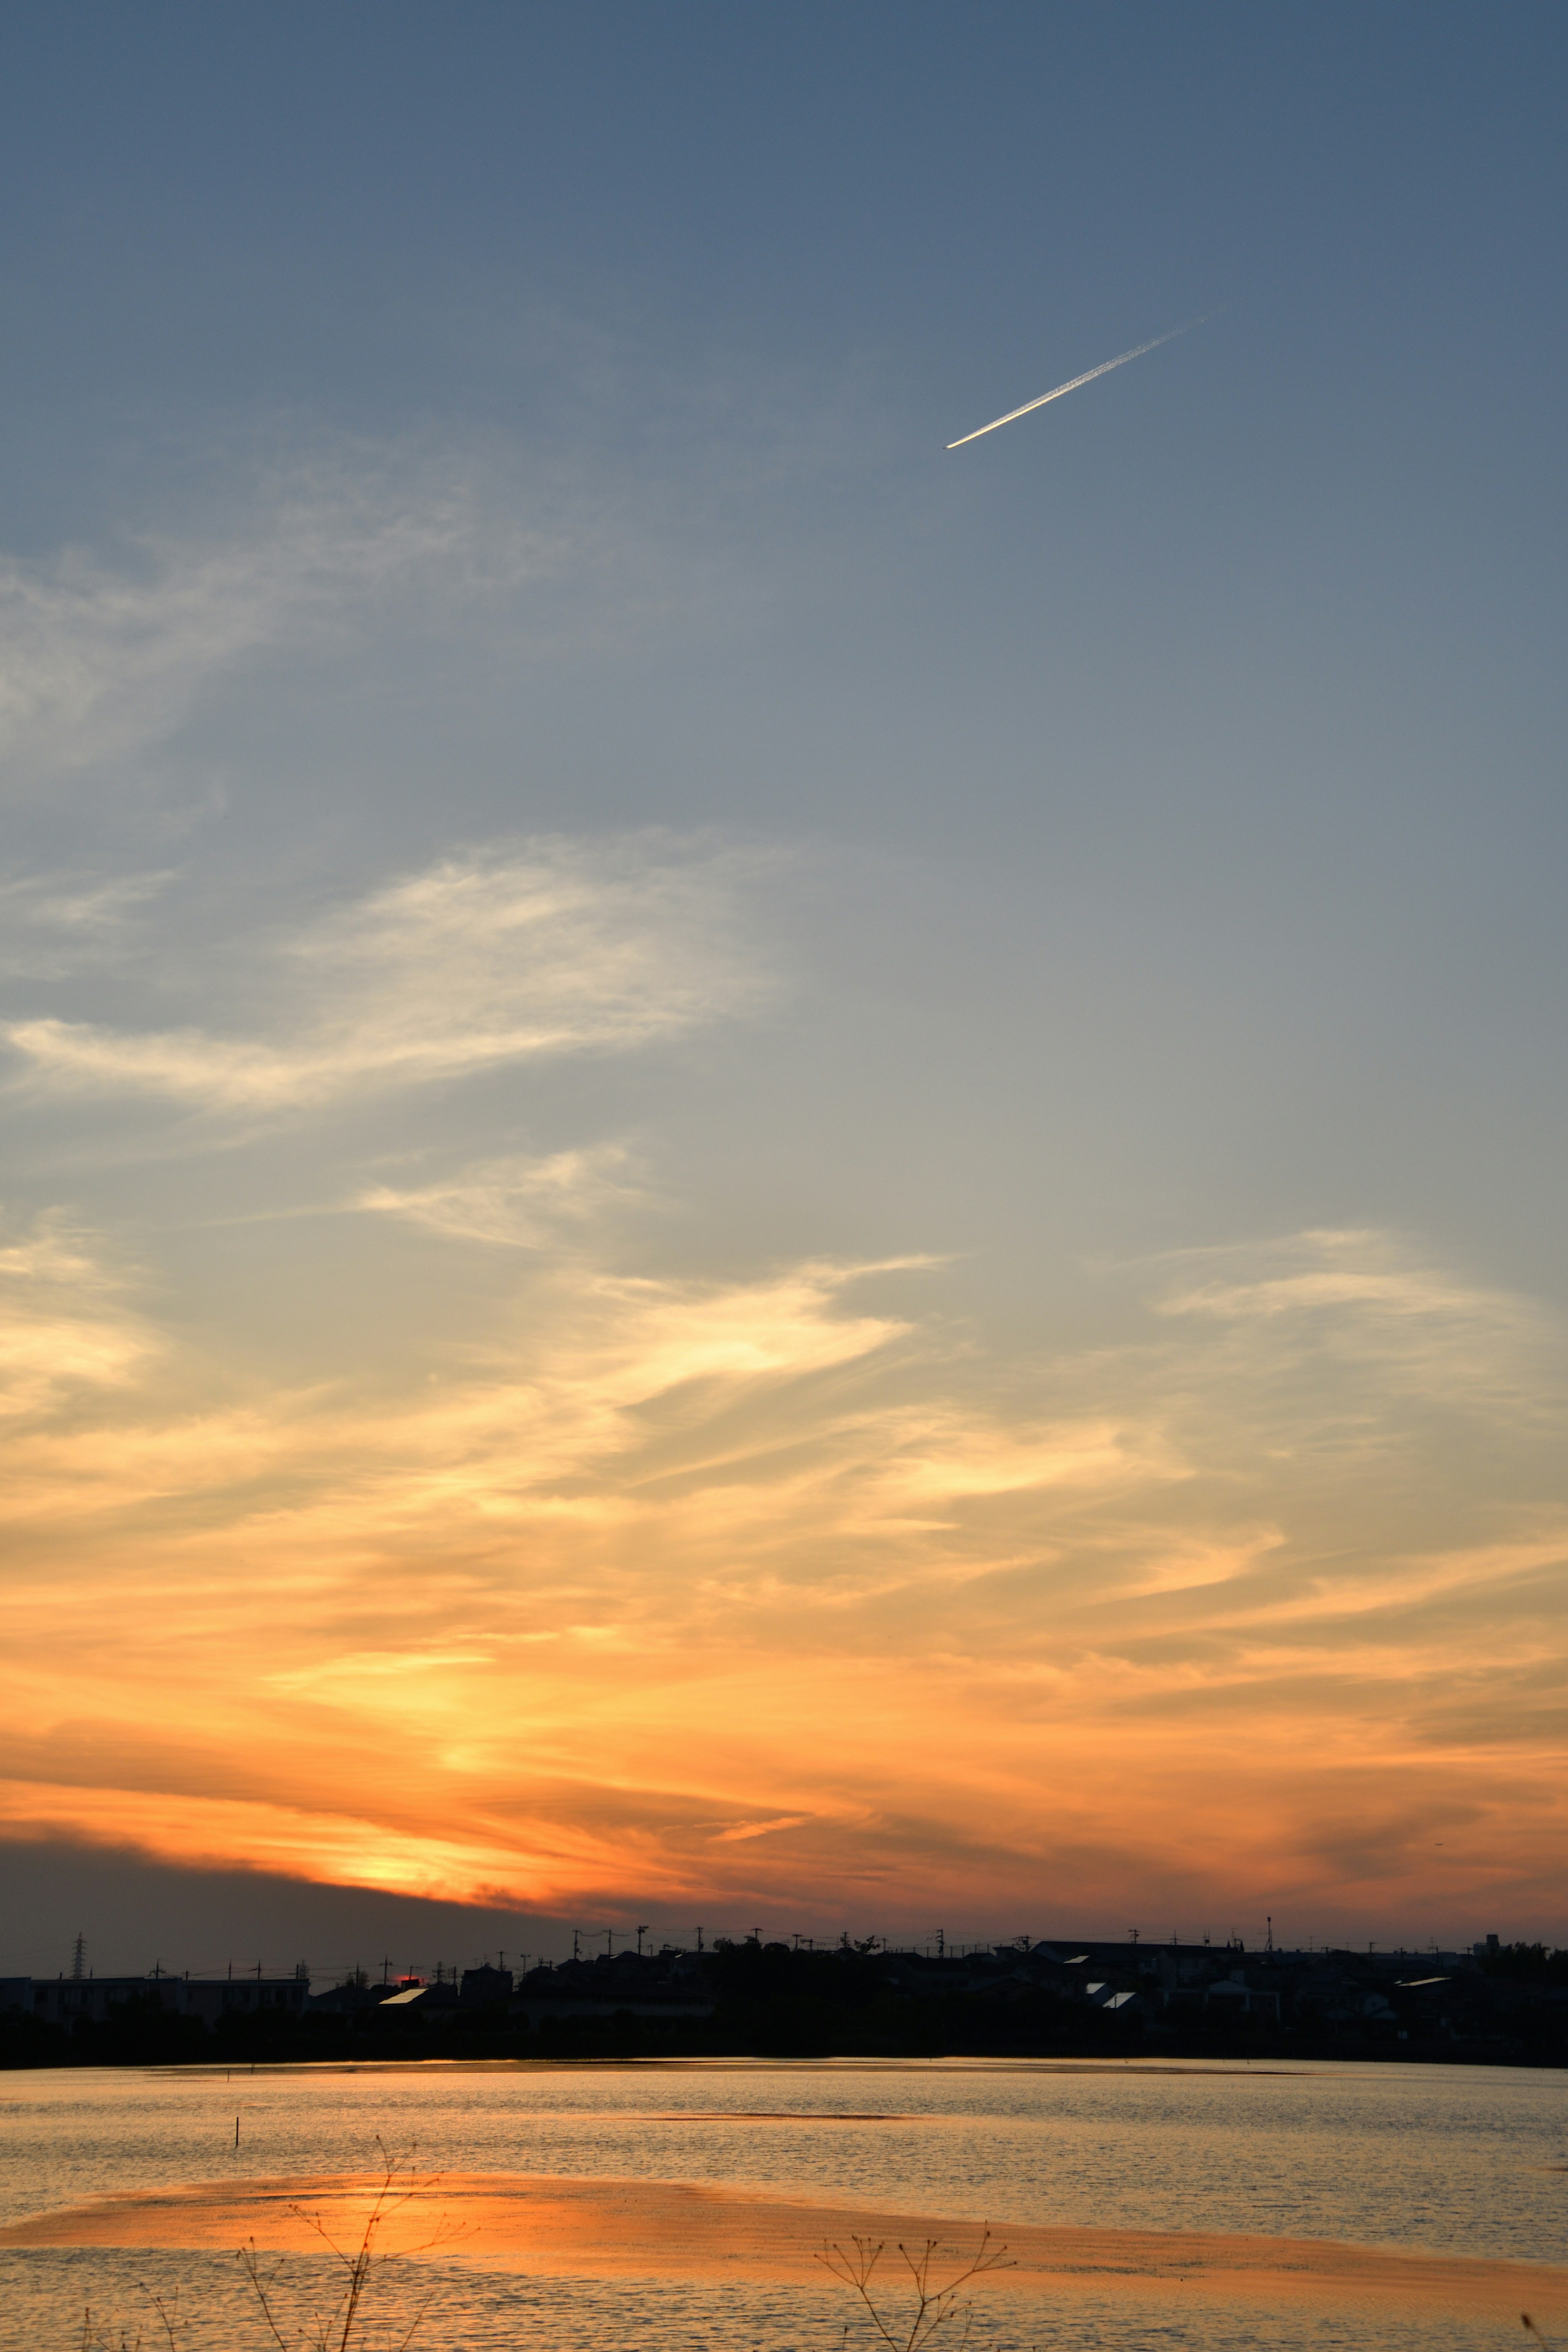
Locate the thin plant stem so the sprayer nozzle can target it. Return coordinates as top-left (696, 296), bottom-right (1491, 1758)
top-left (234, 2138), bottom-right (445, 2352)
top-left (817, 2228), bottom-right (1012, 2352)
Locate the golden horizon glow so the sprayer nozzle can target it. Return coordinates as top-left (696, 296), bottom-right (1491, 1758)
top-left (4, 1166), bottom-right (1565, 1939)
top-left (2, 445), bottom-right (1564, 1952)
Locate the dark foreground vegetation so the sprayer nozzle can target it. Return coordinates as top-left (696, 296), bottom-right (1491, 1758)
top-left (8, 1936), bottom-right (1568, 2070)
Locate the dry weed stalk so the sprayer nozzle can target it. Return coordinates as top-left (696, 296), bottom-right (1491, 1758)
top-left (236, 2139), bottom-right (443, 2352)
top-left (817, 2227), bottom-right (1013, 2352)
top-left (77, 2287), bottom-right (187, 2351)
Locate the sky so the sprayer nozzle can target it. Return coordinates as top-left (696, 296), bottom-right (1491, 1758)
top-left (2, 0), bottom-right (1566, 1977)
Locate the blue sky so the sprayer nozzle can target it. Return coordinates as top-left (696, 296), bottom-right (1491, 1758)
top-left (2, 2), bottom-right (1565, 1970)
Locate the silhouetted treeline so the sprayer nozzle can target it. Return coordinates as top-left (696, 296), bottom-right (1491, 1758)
top-left (7, 1934), bottom-right (1568, 2069)
top-left (1477, 1941), bottom-right (1568, 1985)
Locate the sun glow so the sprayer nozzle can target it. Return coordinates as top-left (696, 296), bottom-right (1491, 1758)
top-left (2, 1174), bottom-right (1564, 1934)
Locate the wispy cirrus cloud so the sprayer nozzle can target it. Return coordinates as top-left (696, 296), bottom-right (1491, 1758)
top-left (710, 1814), bottom-right (815, 1844)
top-left (1, 1222), bottom-right (1564, 1932)
top-left (355, 1145), bottom-right (638, 1247)
top-left (1159, 1225), bottom-right (1534, 1336)
top-left (0, 458), bottom-right (590, 787)
top-left (0, 1250), bottom-right (912, 1532)
top-left (0, 869), bottom-right (176, 979)
top-left (1152, 1226), bottom-right (1555, 1436)
top-left (3, 834), bottom-right (772, 1110)
top-left (0, 1212), bottom-right (153, 1419)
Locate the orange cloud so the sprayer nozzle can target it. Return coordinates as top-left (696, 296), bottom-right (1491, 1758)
top-left (2, 1218), bottom-right (1566, 1938)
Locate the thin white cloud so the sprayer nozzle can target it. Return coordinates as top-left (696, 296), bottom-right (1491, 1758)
top-left (0, 463), bottom-right (574, 785)
top-left (1153, 1227), bottom-right (1551, 1421)
top-left (0, 869), bottom-right (175, 978)
top-left (356, 1146), bottom-right (637, 1247)
top-left (2, 835), bottom-right (772, 1110)
top-left (1159, 1227), bottom-right (1516, 1327)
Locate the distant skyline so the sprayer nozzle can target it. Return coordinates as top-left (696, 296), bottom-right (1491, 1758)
top-left (2, 1), bottom-right (1566, 1973)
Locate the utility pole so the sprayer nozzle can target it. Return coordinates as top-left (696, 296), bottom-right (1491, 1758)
top-left (635, 1924), bottom-right (649, 1956)
top-left (572, 1929), bottom-right (581, 1962)
top-left (603, 1929), bottom-right (615, 1958)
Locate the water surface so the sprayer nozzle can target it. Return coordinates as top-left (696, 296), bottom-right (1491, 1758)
top-left (2, 2057), bottom-right (1563, 2351)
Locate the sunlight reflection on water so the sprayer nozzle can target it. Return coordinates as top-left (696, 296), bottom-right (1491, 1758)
top-left (2, 2057), bottom-right (1565, 2352)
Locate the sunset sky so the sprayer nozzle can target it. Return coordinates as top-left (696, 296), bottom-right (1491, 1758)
top-left (3, 2), bottom-right (1566, 1973)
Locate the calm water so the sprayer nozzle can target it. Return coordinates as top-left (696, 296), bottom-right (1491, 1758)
top-left (1, 2056), bottom-right (1564, 2351)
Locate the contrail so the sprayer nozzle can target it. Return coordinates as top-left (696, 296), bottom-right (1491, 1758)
top-left (946, 319), bottom-right (1200, 449)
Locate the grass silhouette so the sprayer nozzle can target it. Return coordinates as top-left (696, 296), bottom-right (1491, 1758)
top-left (75, 2143), bottom-right (443, 2352)
top-left (236, 2141), bottom-right (441, 2352)
top-left (819, 2227), bottom-right (1015, 2350)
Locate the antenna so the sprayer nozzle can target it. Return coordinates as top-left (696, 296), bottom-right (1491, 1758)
top-left (71, 1933), bottom-right (86, 1982)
